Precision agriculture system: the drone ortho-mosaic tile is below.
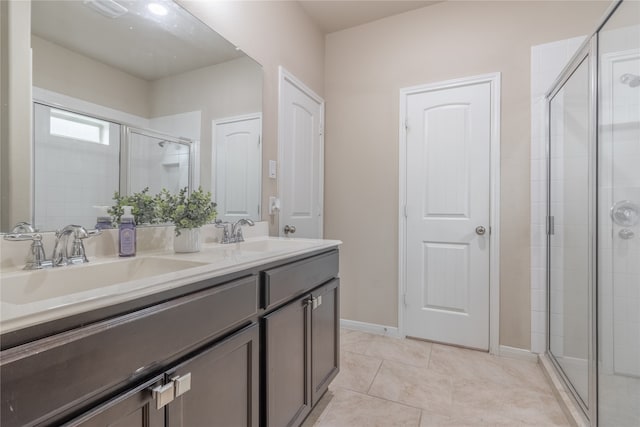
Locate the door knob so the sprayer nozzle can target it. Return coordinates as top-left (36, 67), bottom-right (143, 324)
top-left (475, 226), bottom-right (486, 236)
top-left (284, 225), bottom-right (296, 236)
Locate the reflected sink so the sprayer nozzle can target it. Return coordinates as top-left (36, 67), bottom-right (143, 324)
top-left (0, 257), bottom-right (208, 305)
top-left (234, 239), bottom-right (315, 253)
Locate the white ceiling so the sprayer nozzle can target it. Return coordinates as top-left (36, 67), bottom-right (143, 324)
top-left (298, 0), bottom-right (443, 34)
top-left (31, 0), bottom-right (243, 81)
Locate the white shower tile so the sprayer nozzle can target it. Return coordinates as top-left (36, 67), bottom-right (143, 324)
top-left (532, 311), bottom-right (546, 334)
top-left (531, 332), bottom-right (546, 354)
top-left (531, 289), bottom-right (547, 312)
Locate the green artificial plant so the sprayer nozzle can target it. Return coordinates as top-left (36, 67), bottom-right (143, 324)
top-left (108, 187), bottom-right (159, 226)
top-left (156, 187), bottom-right (217, 235)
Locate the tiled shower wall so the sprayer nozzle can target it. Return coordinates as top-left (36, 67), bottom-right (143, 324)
top-left (598, 23), bottom-right (640, 377)
top-left (530, 36), bottom-right (586, 354)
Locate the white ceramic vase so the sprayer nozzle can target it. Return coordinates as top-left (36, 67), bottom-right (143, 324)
top-left (173, 227), bottom-right (201, 253)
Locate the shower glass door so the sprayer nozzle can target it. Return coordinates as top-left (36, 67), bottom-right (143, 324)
top-left (548, 55), bottom-right (592, 410)
top-left (597, 1), bottom-right (640, 425)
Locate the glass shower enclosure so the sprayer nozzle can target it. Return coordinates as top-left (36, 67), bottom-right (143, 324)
top-left (546, 1), bottom-right (640, 425)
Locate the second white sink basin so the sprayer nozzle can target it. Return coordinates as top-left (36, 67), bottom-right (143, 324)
top-left (234, 239), bottom-right (316, 253)
top-left (0, 257), bottom-right (208, 305)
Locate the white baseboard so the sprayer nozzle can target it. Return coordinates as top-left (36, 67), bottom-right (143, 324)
top-left (340, 319), bottom-right (401, 338)
top-left (499, 345), bottom-right (538, 361)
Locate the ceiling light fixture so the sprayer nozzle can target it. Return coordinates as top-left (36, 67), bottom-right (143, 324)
top-left (147, 3), bottom-right (168, 16)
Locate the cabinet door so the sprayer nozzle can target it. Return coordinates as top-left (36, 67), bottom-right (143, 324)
top-left (166, 323), bottom-right (259, 427)
top-left (311, 279), bottom-right (340, 405)
top-left (62, 376), bottom-right (165, 427)
top-left (264, 295), bottom-right (312, 427)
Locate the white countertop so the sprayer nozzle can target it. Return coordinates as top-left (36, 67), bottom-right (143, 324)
top-left (0, 237), bottom-right (341, 335)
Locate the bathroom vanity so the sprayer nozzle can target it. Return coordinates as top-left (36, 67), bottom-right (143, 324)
top-left (0, 238), bottom-right (340, 427)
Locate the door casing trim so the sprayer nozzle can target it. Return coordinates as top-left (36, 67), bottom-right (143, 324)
top-left (398, 72), bottom-right (501, 354)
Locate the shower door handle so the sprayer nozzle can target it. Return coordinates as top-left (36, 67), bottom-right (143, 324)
top-left (475, 226), bottom-right (486, 236)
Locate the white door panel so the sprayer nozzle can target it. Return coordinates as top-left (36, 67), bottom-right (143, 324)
top-left (279, 69), bottom-right (324, 238)
top-left (405, 82), bottom-right (491, 350)
top-left (214, 115), bottom-right (261, 222)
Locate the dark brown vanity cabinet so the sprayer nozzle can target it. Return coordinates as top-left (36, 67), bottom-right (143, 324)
top-left (165, 323), bottom-right (259, 427)
top-left (1, 275), bottom-right (259, 427)
top-left (0, 248), bottom-right (339, 427)
top-left (66, 323), bottom-right (259, 427)
top-left (310, 279), bottom-right (339, 405)
top-left (263, 251), bottom-right (340, 427)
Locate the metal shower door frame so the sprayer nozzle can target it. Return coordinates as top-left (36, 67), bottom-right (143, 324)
top-left (543, 1), bottom-right (624, 425)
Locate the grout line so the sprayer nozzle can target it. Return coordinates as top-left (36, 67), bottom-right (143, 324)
top-left (366, 359), bottom-right (385, 395)
top-left (425, 343), bottom-right (434, 369)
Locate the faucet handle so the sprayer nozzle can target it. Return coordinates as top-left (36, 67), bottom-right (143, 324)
top-left (26, 234), bottom-right (53, 270)
top-left (214, 220), bottom-right (231, 243)
top-left (4, 232), bottom-right (38, 241)
top-left (69, 228), bottom-right (101, 264)
top-left (10, 222), bottom-right (36, 234)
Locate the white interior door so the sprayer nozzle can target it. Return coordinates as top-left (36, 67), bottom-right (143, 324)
top-left (404, 80), bottom-right (492, 350)
top-left (214, 114), bottom-right (262, 222)
top-left (278, 68), bottom-right (324, 238)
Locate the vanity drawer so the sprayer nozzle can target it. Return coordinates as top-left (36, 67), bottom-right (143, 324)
top-left (262, 250), bottom-right (338, 310)
top-left (0, 275), bottom-right (258, 427)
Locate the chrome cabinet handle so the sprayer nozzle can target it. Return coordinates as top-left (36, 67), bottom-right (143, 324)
top-left (284, 225), bottom-right (296, 236)
top-left (475, 226), bottom-right (486, 236)
top-left (171, 373), bottom-right (192, 398)
top-left (151, 382), bottom-right (174, 410)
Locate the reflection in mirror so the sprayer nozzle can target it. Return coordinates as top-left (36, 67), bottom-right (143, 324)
top-left (1, 0), bottom-right (264, 232)
top-left (214, 114), bottom-right (262, 222)
top-left (128, 129), bottom-right (192, 195)
top-left (33, 103), bottom-right (120, 231)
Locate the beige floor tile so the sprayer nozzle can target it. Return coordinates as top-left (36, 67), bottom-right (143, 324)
top-left (307, 330), bottom-right (570, 426)
top-left (368, 360), bottom-right (453, 410)
top-left (452, 377), bottom-right (568, 425)
top-left (302, 390), bottom-right (335, 427)
top-left (311, 388), bottom-right (422, 427)
top-left (340, 329), bottom-right (375, 354)
top-left (430, 344), bottom-right (549, 393)
top-left (420, 404), bottom-right (518, 426)
top-left (364, 335), bottom-right (432, 368)
top-left (330, 350), bottom-right (382, 393)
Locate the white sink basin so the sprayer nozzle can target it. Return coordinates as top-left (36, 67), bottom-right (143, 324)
top-left (234, 239), bottom-right (315, 253)
top-left (0, 257), bottom-right (208, 305)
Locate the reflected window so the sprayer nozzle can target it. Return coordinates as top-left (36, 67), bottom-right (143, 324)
top-left (49, 108), bottom-right (110, 145)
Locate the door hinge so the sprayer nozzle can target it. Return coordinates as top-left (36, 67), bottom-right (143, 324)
top-left (405, 119), bottom-right (409, 132)
top-left (403, 293), bottom-right (407, 307)
top-left (546, 215), bottom-right (555, 235)
top-left (403, 205), bottom-right (408, 218)
top-left (258, 135), bottom-right (261, 145)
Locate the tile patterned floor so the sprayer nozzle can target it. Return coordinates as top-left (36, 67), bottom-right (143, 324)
top-left (302, 329), bottom-right (569, 427)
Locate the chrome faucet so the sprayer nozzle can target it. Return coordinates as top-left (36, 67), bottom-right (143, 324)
top-left (231, 219), bottom-right (255, 243)
top-left (215, 220), bottom-right (232, 244)
top-left (4, 222), bottom-right (53, 270)
top-left (52, 225), bottom-right (101, 267)
top-left (215, 219), bottom-right (255, 244)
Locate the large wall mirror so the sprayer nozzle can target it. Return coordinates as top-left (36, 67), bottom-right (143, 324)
top-left (2, 0), bottom-right (263, 232)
